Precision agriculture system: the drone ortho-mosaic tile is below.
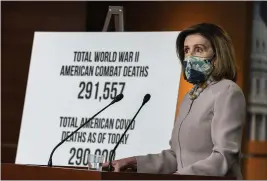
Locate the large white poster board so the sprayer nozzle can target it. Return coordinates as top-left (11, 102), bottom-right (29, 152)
top-left (16, 32), bottom-right (181, 167)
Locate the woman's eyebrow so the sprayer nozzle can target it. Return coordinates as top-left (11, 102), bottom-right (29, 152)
top-left (195, 44), bottom-right (207, 48)
top-left (184, 44), bottom-right (208, 48)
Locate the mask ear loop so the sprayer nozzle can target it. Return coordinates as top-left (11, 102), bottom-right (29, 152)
top-left (208, 53), bottom-right (216, 63)
top-left (208, 53), bottom-right (216, 79)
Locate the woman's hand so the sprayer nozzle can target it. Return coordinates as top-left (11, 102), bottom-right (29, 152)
top-left (102, 157), bottom-right (137, 172)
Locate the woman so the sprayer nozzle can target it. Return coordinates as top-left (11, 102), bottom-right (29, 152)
top-left (103, 23), bottom-right (246, 179)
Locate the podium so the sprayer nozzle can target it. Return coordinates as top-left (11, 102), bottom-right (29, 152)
top-left (2, 163), bottom-right (234, 180)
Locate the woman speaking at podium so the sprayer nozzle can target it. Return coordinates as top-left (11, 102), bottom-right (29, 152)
top-left (103, 23), bottom-right (246, 179)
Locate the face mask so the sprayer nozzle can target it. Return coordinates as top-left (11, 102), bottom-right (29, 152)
top-left (183, 55), bottom-right (214, 84)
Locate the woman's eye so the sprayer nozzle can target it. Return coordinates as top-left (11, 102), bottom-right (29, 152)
top-left (196, 47), bottom-right (203, 53)
top-left (184, 48), bottom-right (189, 53)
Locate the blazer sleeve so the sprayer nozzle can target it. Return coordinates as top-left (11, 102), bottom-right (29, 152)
top-left (135, 139), bottom-right (177, 174)
top-left (177, 83), bottom-right (246, 176)
top-left (135, 93), bottom-right (189, 174)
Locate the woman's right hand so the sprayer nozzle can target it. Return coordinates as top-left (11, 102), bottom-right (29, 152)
top-left (102, 157), bottom-right (137, 172)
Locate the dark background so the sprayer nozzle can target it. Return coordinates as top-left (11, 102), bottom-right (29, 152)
top-left (259, 1), bottom-right (267, 26)
top-left (2, 1), bottom-right (265, 179)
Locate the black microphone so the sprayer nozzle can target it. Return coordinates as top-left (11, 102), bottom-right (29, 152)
top-left (107, 94), bottom-right (151, 171)
top-left (47, 94), bottom-right (124, 167)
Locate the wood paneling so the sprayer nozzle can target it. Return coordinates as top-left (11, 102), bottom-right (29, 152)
top-left (243, 157), bottom-right (267, 179)
top-left (247, 142), bottom-right (267, 155)
top-left (1, 1), bottom-right (87, 163)
top-left (3, 1), bottom-right (262, 180)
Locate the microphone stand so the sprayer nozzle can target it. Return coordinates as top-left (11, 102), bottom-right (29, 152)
top-left (108, 94), bottom-right (151, 171)
top-left (48, 94), bottom-right (123, 167)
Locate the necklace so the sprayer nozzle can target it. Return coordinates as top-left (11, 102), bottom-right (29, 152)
top-left (189, 77), bottom-right (214, 100)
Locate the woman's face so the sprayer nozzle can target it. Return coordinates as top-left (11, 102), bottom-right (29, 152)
top-left (184, 34), bottom-right (214, 59)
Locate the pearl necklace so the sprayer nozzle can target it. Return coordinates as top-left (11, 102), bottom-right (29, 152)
top-left (189, 77), bottom-right (214, 100)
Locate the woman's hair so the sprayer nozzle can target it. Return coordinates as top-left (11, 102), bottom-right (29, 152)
top-left (176, 23), bottom-right (237, 82)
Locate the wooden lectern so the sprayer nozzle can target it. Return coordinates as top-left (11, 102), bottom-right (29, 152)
top-left (1, 163), bottom-right (235, 180)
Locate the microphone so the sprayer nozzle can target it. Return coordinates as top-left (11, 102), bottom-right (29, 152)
top-left (108, 94), bottom-right (151, 171)
top-left (47, 94), bottom-right (124, 167)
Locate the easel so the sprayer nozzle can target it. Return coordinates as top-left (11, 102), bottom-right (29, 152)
top-left (102, 6), bottom-right (124, 32)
